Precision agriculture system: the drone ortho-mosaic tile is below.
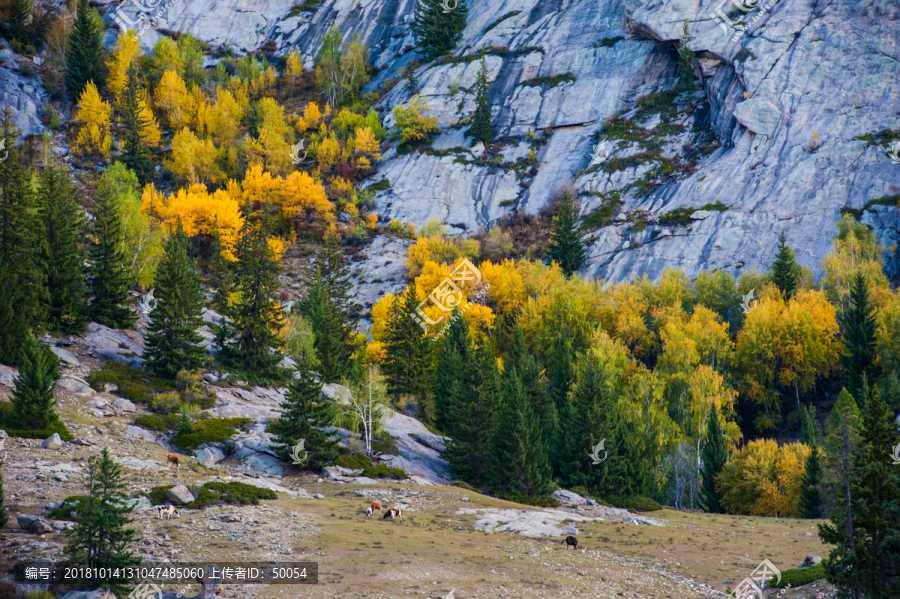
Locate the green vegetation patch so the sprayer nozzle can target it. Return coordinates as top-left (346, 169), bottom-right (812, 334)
top-left (453, 480), bottom-right (479, 492)
top-left (853, 127), bottom-right (900, 148)
top-left (501, 494), bottom-right (561, 508)
top-left (521, 73), bottom-right (576, 89)
top-left (484, 10), bottom-right (522, 33)
top-left (581, 194), bottom-right (624, 232)
top-left (168, 417), bottom-right (251, 451)
top-left (0, 401), bottom-right (73, 441)
top-left (337, 451), bottom-right (372, 470)
top-left (768, 561), bottom-right (827, 588)
top-left (660, 200), bottom-right (729, 227)
top-left (609, 495), bottom-right (663, 512)
top-left (337, 452), bottom-right (409, 479)
top-left (148, 481), bottom-right (276, 509)
top-left (433, 46), bottom-right (544, 67)
top-left (48, 495), bottom-right (90, 521)
top-left (594, 36), bottom-right (624, 48)
top-left (840, 194), bottom-right (900, 220)
top-left (287, 0), bottom-right (319, 17)
top-left (134, 413), bottom-right (181, 432)
top-left (368, 179), bottom-right (391, 192)
top-left (86, 362), bottom-right (174, 404)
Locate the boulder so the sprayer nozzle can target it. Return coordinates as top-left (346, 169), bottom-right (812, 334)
top-left (41, 433), bottom-right (63, 450)
top-left (624, 516), bottom-right (664, 527)
top-left (50, 346), bottom-right (81, 366)
top-left (552, 489), bottom-right (589, 506)
top-left (322, 465), bottom-right (362, 481)
top-left (166, 485), bottom-right (196, 506)
top-left (798, 555), bottom-right (822, 569)
top-left (0, 364), bottom-right (16, 388)
top-left (242, 453), bottom-right (284, 477)
top-left (56, 375), bottom-right (95, 395)
top-left (123, 425), bottom-right (156, 443)
top-left (118, 456), bottom-right (161, 471)
top-left (17, 514), bottom-right (55, 533)
top-left (112, 398), bottom-right (136, 413)
top-left (195, 447), bottom-right (222, 468)
top-left (313, 493), bottom-right (325, 500)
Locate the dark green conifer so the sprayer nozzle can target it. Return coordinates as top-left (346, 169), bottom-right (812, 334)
top-left (770, 231), bottom-right (799, 298)
top-left (270, 354), bottom-right (341, 471)
top-left (144, 222), bottom-right (206, 379)
top-left (506, 326), bottom-right (556, 443)
top-left (207, 222), bottom-right (233, 314)
top-left (432, 310), bottom-right (470, 432)
top-left (544, 188), bottom-right (586, 276)
top-left (469, 56), bottom-right (493, 145)
top-left (411, 0), bottom-right (468, 62)
top-left (677, 22), bottom-right (696, 92)
top-left (87, 172), bottom-right (134, 329)
top-left (699, 405), bottom-right (728, 513)
top-left (383, 286), bottom-right (432, 400)
top-left (840, 273), bottom-right (880, 405)
top-left (119, 64), bottom-right (152, 183)
top-left (10, 334), bottom-right (60, 430)
top-left (799, 443), bottom-right (823, 519)
top-left (65, 0), bottom-right (105, 101)
top-left (2, 0), bottom-right (32, 47)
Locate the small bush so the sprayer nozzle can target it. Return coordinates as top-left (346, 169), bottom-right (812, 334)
top-left (150, 391), bottom-right (182, 415)
top-left (148, 481), bottom-right (276, 509)
top-left (521, 73), bottom-right (576, 89)
top-left (337, 452), bottom-right (372, 470)
top-left (49, 495), bottom-right (90, 521)
top-left (134, 413), bottom-right (181, 431)
top-left (453, 481), bottom-right (478, 492)
top-left (502, 495), bottom-right (560, 508)
top-left (361, 464), bottom-right (409, 480)
top-left (86, 362), bottom-right (174, 404)
top-left (168, 417), bottom-right (251, 451)
top-left (769, 562), bottom-right (827, 588)
top-left (609, 495), bottom-right (663, 512)
top-left (393, 95), bottom-right (439, 146)
top-left (24, 589), bottom-right (55, 599)
top-left (368, 179), bottom-right (391, 192)
top-left (0, 415), bottom-right (73, 441)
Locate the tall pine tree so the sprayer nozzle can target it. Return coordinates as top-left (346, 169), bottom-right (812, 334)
top-left (38, 160), bottom-right (86, 333)
top-left (544, 188), bottom-right (586, 277)
top-left (383, 286), bottom-right (432, 400)
top-left (217, 219), bottom-right (285, 382)
top-left (549, 336), bottom-right (574, 476)
top-left (270, 354), bottom-right (341, 471)
top-left (64, 448), bottom-right (140, 597)
top-left (0, 263), bottom-right (28, 365)
top-left (10, 334), bottom-right (60, 431)
top-left (799, 442), bottom-right (823, 519)
top-left (2, 0), bottom-right (32, 47)
top-left (432, 310), bottom-right (470, 432)
top-left (411, 0), bottom-right (468, 62)
top-left (207, 221), bottom-right (233, 314)
top-left (699, 405), bottom-right (727, 513)
top-left (119, 64), bottom-right (152, 182)
top-left (770, 231), bottom-right (799, 298)
top-left (819, 391), bottom-right (900, 597)
top-left (469, 56), bottom-right (493, 145)
top-left (87, 171), bottom-right (134, 329)
top-left (506, 326), bottom-right (556, 444)
top-left (144, 222), bottom-right (206, 379)
top-left (65, 0), bottom-right (105, 102)
top-left (840, 273), bottom-right (880, 405)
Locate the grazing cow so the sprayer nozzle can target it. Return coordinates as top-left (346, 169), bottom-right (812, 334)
top-left (167, 453), bottom-right (180, 469)
top-left (382, 508), bottom-right (403, 522)
top-left (157, 505), bottom-right (180, 520)
top-left (367, 501), bottom-right (382, 519)
top-left (563, 535), bottom-right (578, 550)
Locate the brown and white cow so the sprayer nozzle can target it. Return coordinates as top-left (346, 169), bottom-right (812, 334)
top-left (366, 501), bottom-right (383, 519)
top-left (382, 507), bottom-right (403, 522)
top-left (157, 504), bottom-right (180, 520)
top-left (166, 453), bottom-right (180, 469)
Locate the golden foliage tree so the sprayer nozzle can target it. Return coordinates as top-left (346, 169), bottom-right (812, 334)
top-left (392, 95), bottom-right (439, 145)
top-left (717, 439), bottom-right (809, 517)
top-left (354, 126), bottom-right (382, 160)
top-left (167, 128), bottom-right (222, 185)
top-left (200, 88), bottom-right (246, 146)
top-left (154, 69), bottom-right (197, 131)
top-left (285, 49), bottom-right (304, 85)
top-left (73, 81), bottom-right (112, 156)
top-left (107, 30), bottom-right (142, 106)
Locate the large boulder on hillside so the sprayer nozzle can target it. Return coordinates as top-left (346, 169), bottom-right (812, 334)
top-left (41, 433), bottom-right (63, 450)
top-left (17, 514), bottom-right (55, 533)
top-left (56, 376), bottom-right (94, 395)
top-left (798, 555), bottom-right (822, 569)
top-left (552, 489), bottom-right (589, 506)
top-left (166, 485), bottom-right (196, 506)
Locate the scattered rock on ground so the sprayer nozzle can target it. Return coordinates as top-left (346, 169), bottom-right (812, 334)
top-left (17, 514), bottom-right (55, 534)
top-left (41, 433), bottom-right (63, 450)
top-left (166, 485), bottom-right (196, 506)
top-left (799, 555), bottom-right (822, 569)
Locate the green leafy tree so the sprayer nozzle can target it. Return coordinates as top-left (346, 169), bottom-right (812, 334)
top-left (469, 56), bottom-right (493, 145)
top-left (119, 64), bottom-right (152, 182)
top-left (38, 160), bottom-right (87, 333)
top-left (840, 273), bottom-right (880, 405)
top-left (87, 171), bottom-right (134, 329)
top-left (677, 22), bottom-right (695, 91)
top-left (544, 188), bottom-right (586, 276)
top-left (64, 448), bottom-right (140, 597)
top-left (314, 26), bottom-right (369, 107)
top-left (699, 405), bottom-right (728, 513)
top-left (65, 0), bottom-right (105, 101)
top-left (411, 0), bottom-right (468, 62)
top-left (383, 286), bottom-right (432, 400)
top-left (432, 310), bottom-right (470, 432)
top-left (10, 334), bottom-right (60, 430)
top-left (819, 391), bottom-right (900, 597)
top-left (216, 220), bottom-right (285, 382)
top-left (270, 354), bottom-right (341, 471)
top-left (144, 222), bottom-right (206, 379)
top-left (444, 340), bottom-right (500, 487)
top-left (770, 231), bottom-right (799, 298)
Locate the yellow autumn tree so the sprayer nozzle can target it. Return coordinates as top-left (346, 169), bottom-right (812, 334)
top-left (154, 69), bottom-right (197, 130)
top-left (167, 128), bottom-right (223, 185)
top-left (393, 95), bottom-right (439, 144)
top-left (295, 101), bottom-right (328, 132)
top-left (820, 214), bottom-right (892, 310)
top-left (251, 97), bottom-right (293, 176)
top-left (107, 30), bottom-right (142, 106)
top-left (354, 126), bottom-right (382, 160)
top-left (137, 90), bottom-right (162, 148)
top-left (147, 37), bottom-right (184, 80)
top-left (285, 49), bottom-right (304, 84)
top-left (717, 439), bottom-right (809, 517)
top-left (280, 170), bottom-right (332, 227)
top-left (479, 259), bottom-right (527, 319)
top-left (200, 88), bottom-right (246, 146)
top-left (73, 82), bottom-right (112, 156)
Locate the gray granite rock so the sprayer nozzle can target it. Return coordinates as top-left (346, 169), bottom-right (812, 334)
top-left (17, 514), bottom-right (55, 533)
top-left (50, 346), bottom-right (81, 366)
top-left (56, 376), bottom-right (95, 395)
top-left (41, 433), bottom-right (63, 450)
top-left (166, 485), bottom-right (196, 506)
top-left (112, 398), bottom-right (136, 413)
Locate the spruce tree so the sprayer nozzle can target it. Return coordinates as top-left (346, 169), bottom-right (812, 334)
top-left (799, 443), bottom-right (823, 519)
top-left (605, 422), bottom-right (648, 498)
top-left (87, 172), bottom-right (134, 329)
top-left (411, 0), bottom-right (468, 62)
top-left (840, 273), bottom-right (880, 405)
top-left (800, 404), bottom-right (817, 445)
top-left (0, 263), bottom-right (29, 366)
top-left (677, 22), bottom-right (695, 92)
top-left (549, 336), bottom-right (574, 476)
top-left (270, 354), bottom-right (341, 471)
top-left (38, 160), bottom-right (86, 334)
top-left (770, 231), bottom-right (799, 298)
top-left (119, 64), bottom-right (152, 183)
top-left (144, 222), bottom-right (206, 379)
top-left (383, 286), bottom-right (431, 400)
top-left (3, 0), bottom-right (32, 47)
top-left (487, 368), bottom-right (552, 497)
top-left (432, 310), bottom-right (470, 432)
top-left (444, 340), bottom-right (500, 487)
top-left (506, 326), bottom-right (555, 443)
top-left (825, 388), bottom-right (860, 439)
top-left (10, 334), bottom-right (60, 430)
top-left (819, 391), bottom-right (900, 597)
top-left (217, 219), bottom-right (285, 382)
top-left (544, 188), bottom-right (586, 276)
top-left (65, 0), bottom-right (105, 102)
top-left (64, 448), bottom-right (140, 597)
top-left (699, 405), bottom-right (728, 513)
top-left (404, 64), bottom-right (419, 97)
top-left (469, 56), bottom-right (493, 145)
top-left (207, 222), bottom-right (233, 314)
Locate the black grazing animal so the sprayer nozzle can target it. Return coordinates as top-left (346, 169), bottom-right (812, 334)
top-left (563, 535), bottom-right (578, 550)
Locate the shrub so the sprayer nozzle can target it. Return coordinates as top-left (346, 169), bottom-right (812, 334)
top-left (337, 452), bottom-right (372, 470)
top-left (134, 413), bottom-right (180, 431)
top-left (609, 495), bottom-right (663, 512)
top-left (502, 495), bottom-right (560, 508)
top-left (25, 590), bottom-right (57, 599)
top-left (149, 391), bottom-right (182, 414)
top-left (148, 481), bottom-right (276, 509)
top-left (168, 417), bottom-right (251, 451)
top-left (48, 495), bottom-right (90, 521)
top-left (86, 362), bottom-right (174, 404)
top-left (392, 95), bottom-right (439, 146)
top-left (361, 464), bottom-right (409, 480)
top-left (520, 73), bottom-right (575, 89)
top-left (453, 481), bottom-right (478, 492)
top-left (769, 561), bottom-right (827, 588)
top-left (0, 403), bottom-right (73, 441)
